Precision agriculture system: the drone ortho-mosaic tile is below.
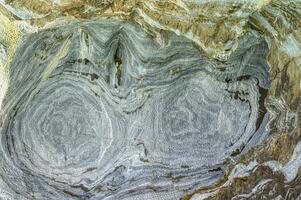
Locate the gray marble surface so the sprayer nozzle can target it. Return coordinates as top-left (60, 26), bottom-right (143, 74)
top-left (0, 19), bottom-right (270, 199)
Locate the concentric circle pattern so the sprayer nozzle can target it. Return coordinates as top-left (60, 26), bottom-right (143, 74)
top-left (17, 79), bottom-right (113, 174)
top-left (0, 19), bottom-right (270, 199)
top-left (143, 76), bottom-right (253, 167)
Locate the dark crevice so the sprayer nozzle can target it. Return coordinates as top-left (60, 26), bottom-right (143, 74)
top-left (79, 72), bottom-right (99, 81)
top-left (181, 164), bottom-right (190, 169)
top-left (230, 143), bottom-right (246, 157)
top-left (225, 89), bottom-right (247, 102)
top-left (236, 75), bottom-right (251, 81)
top-left (114, 42), bottom-right (123, 88)
top-left (82, 167), bottom-right (97, 174)
top-left (256, 87), bottom-right (268, 131)
top-left (65, 58), bottom-right (92, 65)
top-left (208, 167), bottom-right (222, 172)
top-left (136, 141), bottom-right (148, 157)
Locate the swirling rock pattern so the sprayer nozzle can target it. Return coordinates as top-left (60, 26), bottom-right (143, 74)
top-left (0, 18), bottom-right (271, 199)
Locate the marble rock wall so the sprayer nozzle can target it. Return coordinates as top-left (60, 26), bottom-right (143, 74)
top-left (0, 0), bottom-right (300, 200)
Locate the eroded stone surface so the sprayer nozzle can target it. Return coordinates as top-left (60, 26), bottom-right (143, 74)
top-left (0, 0), bottom-right (300, 200)
top-left (0, 19), bottom-right (270, 199)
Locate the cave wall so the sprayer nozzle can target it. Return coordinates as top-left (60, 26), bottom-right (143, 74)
top-left (0, 0), bottom-right (300, 199)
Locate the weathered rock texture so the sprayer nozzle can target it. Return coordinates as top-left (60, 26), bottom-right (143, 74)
top-left (0, 0), bottom-right (300, 200)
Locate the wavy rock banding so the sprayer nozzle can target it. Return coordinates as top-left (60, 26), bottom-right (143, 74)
top-left (0, 18), bottom-right (271, 199)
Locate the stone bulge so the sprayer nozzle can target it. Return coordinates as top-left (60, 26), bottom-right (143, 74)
top-left (0, 19), bottom-right (269, 200)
